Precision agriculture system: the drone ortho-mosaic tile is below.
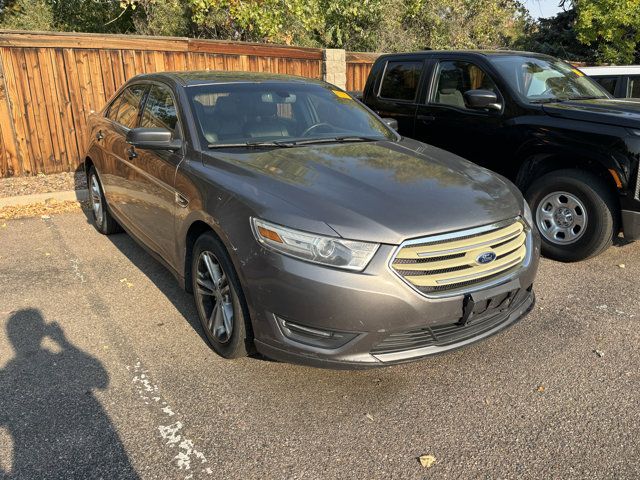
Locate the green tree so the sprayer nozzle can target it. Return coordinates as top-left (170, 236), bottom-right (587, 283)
top-left (0, 0), bottom-right (53, 30)
top-left (516, 8), bottom-right (597, 62)
top-left (574, 0), bottom-right (640, 64)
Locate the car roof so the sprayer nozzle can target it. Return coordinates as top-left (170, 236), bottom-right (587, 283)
top-left (376, 50), bottom-right (556, 61)
top-left (129, 70), bottom-right (328, 87)
top-left (579, 65), bottom-right (640, 76)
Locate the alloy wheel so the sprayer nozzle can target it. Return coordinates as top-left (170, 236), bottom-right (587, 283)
top-left (194, 251), bottom-right (235, 343)
top-left (536, 191), bottom-right (588, 245)
top-left (90, 174), bottom-right (104, 226)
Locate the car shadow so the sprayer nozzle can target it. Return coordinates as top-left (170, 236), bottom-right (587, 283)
top-left (73, 162), bottom-right (266, 355)
top-left (0, 309), bottom-right (139, 478)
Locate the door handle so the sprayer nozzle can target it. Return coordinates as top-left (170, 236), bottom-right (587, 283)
top-left (126, 147), bottom-right (137, 159)
top-left (96, 130), bottom-right (104, 140)
top-left (416, 114), bottom-right (435, 123)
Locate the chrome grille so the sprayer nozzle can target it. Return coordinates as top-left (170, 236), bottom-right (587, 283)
top-left (390, 218), bottom-right (528, 296)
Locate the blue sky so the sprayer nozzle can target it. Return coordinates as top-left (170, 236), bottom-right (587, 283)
top-left (524, 0), bottom-right (564, 19)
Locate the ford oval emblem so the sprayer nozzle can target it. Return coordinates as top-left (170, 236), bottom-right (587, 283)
top-left (476, 251), bottom-right (497, 265)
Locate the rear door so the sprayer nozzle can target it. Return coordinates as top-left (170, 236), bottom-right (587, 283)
top-left (121, 82), bottom-right (184, 264)
top-left (413, 58), bottom-right (509, 172)
top-left (365, 59), bottom-right (426, 136)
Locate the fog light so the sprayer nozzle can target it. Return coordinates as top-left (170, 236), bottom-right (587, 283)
top-left (275, 316), bottom-right (357, 349)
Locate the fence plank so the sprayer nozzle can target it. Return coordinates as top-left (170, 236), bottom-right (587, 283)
top-left (0, 49), bottom-right (22, 176)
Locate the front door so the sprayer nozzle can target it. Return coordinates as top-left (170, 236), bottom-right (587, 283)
top-left (414, 59), bottom-right (507, 173)
top-left (121, 83), bottom-right (184, 265)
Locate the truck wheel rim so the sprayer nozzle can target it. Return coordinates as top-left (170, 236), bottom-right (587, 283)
top-left (90, 174), bottom-right (104, 226)
top-left (536, 191), bottom-right (588, 245)
top-left (195, 251), bottom-right (234, 343)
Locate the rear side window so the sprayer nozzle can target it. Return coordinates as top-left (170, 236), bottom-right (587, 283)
top-left (112, 85), bottom-right (147, 128)
top-left (140, 84), bottom-right (180, 136)
top-left (592, 76), bottom-right (618, 95)
top-left (379, 61), bottom-right (423, 101)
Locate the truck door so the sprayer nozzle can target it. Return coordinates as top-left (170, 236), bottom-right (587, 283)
top-left (365, 59), bottom-right (426, 137)
top-left (414, 59), bottom-right (507, 172)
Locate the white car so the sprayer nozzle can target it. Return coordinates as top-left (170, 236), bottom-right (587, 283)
top-left (580, 65), bottom-right (640, 99)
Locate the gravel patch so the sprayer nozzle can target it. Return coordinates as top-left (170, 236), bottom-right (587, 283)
top-left (0, 172), bottom-right (87, 198)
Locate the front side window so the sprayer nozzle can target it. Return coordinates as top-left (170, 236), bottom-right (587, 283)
top-left (113, 84), bottom-right (147, 128)
top-left (488, 55), bottom-right (609, 103)
top-left (140, 84), bottom-right (179, 136)
top-left (379, 61), bottom-right (423, 101)
top-left (187, 82), bottom-right (396, 146)
top-left (432, 61), bottom-right (499, 109)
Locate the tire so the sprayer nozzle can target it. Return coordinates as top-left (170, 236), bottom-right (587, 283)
top-left (525, 169), bottom-right (618, 262)
top-left (191, 232), bottom-right (254, 358)
top-left (88, 166), bottom-right (121, 235)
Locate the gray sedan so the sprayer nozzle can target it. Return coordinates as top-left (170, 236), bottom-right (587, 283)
top-left (84, 71), bottom-right (540, 368)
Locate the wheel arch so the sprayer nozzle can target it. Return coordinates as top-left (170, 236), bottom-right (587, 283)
top-left (183, 219), bottom-right (221, 294)
top-left (515, 151), bottom-right (622, 206)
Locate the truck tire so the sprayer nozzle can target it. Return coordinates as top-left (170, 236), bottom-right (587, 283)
top-left (525, 169), bottom-right (618, 262)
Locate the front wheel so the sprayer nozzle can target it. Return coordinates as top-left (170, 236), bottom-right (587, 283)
top-left (525, 169), bottom-right (618, 262)
top-left (191, 232), bottom-right (254, 358)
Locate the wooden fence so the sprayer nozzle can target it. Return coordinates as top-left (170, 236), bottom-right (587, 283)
top-left (0, 31), bottom-right (326, 177)
top-left (346, 52), bottom-right (380, 92)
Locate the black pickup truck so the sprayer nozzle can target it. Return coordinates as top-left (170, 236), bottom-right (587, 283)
top-left (360, 50), bottom-right (640, 262)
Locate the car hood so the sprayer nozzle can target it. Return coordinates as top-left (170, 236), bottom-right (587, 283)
top-left (542, 98), bottom-right (640, 128)
top-left (206, 139), bottom-right (522, 245)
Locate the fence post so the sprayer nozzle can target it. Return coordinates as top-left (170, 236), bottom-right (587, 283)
top-left (322, 48), bottom-right (346, 90)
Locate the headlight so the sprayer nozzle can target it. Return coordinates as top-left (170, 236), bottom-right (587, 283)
top-left (523, 199), bottom-right (534, 228)
top-left (251, 218), bottom-right (379, 271)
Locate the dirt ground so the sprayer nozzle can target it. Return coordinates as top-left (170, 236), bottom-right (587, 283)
top-left (0, 172), bottom-right (87, 198)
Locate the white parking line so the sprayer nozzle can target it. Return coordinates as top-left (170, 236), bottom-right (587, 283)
top-left (129, 361), bottom-right (212, 478)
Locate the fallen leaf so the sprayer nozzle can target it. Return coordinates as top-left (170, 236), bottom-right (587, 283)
top-left (618, 264), bottom-right (626, 269)
top-left (536, 385), bottom-right (545, 393)
top-left (365, 413), bottom-right (374, 421)
top-left (45, 252), bottom-right (50, 256)
top-left (418, 455), bottom-right (436, 468)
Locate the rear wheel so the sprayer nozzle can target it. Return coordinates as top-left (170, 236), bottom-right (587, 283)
top-left (525, 169), bottom-right (618, 262)
top-left (88, 166), bottom-right (120, 235)
top-left (191, 232), bottom-right (253, 358)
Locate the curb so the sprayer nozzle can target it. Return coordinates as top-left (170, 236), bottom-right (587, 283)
top-left (0, 189), bottom-right (88, 208)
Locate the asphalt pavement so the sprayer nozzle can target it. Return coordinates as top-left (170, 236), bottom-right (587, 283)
top-left (0, 211), bottom-right (638, 479)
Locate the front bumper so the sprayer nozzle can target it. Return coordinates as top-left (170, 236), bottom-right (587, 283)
top-left (242, 231), bottom-right (540, 369)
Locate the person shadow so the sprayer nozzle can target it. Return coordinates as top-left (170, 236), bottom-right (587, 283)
top-left (0, 309), bottom-right (139, 479)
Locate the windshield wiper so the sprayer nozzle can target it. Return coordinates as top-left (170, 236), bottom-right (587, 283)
top-left (279, 136), bottom-right (383, 146)
top-left (207, 141), bottom-right (292, 149)
top-left (567, 96), bottom-right (602, 101)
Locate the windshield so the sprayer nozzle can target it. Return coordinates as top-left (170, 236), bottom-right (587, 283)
top-left (488, 55), bottom-right (610, 103)
top-left (187, 82), bottom-right (395, 147)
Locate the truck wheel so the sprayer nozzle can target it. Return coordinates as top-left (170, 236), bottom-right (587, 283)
top-left (525, 169), bottom-right (618, 262)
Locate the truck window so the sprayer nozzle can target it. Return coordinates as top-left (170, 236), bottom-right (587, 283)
top-left (591, 76), bottom-right (618, 96)
top-left (378, 61), bottom-right (423, 101)
top-left (432, 61), bottom-right (499, 109)
top-left (628, 76), bottom-right (640, 98)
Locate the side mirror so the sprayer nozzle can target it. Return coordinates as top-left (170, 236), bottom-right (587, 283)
top-left (464, 90), bottom-right (502, 111)
top-left (126, 128), bottom-right (182, 151)
top-left (382, 118), bottom-right (399, 130)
